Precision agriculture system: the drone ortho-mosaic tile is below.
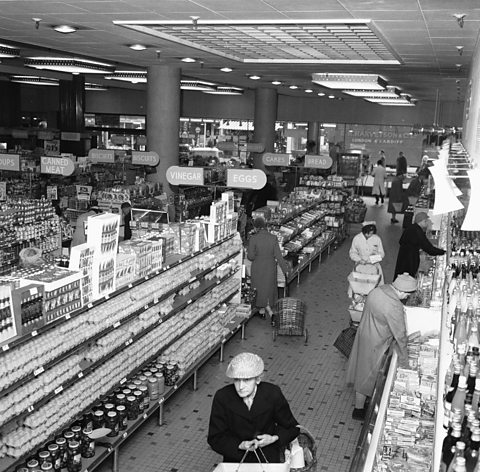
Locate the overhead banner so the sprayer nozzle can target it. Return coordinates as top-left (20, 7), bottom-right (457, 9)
top-left (88, 149), bottom-right (115, 163)
top-left (0, 154), bottom-right (20, 171)
top-left (227, 169), bottom-right (266, 189)
top-left (304, 155), bottom-right (333, 169)
top-left (217, 142), bottom-right (265, 153)
top-left (61, 132), bottom-right (81, 141)
top-left (262, 153), bottom-right (290, 166)
top-left (40, 156), bottom-right (75, 176)
top-left (132, 151), bottom-right (160, 166)
top-left (166, 166), bottom-right (204, 186)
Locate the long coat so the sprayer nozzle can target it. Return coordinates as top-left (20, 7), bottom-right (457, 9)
top-left (387, 176), bottom-right (408, 213)
top-left (346, 284), bottom-right (409, 397)
top-left (207, 382), bottom-right (299, 463)
top-left (394, 223), bottom-right (445, 278)
top-left (371, 165), bottom-right (387, 196)
top-left (248, 229), bottom-right (289, 309)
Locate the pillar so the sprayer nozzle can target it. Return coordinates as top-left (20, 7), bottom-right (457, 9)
top-left (146, 65), bottom-right (181, 205)
top-left (252, 88), bottom-right (278, 171)
top-left (0, 82), bottom-right (21, 127)
top-left (59, 75), bottom-right (85, 155)
top-left (307, 121), bottom-right (319, 154)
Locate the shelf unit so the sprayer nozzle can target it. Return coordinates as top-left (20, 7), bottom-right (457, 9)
top-left (0, 234), bottom-right (244, 471)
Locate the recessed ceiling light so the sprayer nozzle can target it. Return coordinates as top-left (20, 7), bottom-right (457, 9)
top-left (52, 25), bottom-right (77, 34)
top-left (328, 94), bottom-right (335, 99)
top-left (220, 67), bottom-right (233, 72)
top-left (129, 44), bottom-right (147, 51)
top-left (249, 75), bottom-right (261, 80)
top-left (289, 85), bottom-right (298, 89)
top-left (181, 57), bottom-right (196, 63)
top-left (305, 89), bottom-right (313, 93)
top-left (318, 92), bottom-right (325, 96)
top-left (271, 80), bottom-right (282, 85)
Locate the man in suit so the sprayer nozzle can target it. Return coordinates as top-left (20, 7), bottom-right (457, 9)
top-left (207, 352), bottom-right (299, 463)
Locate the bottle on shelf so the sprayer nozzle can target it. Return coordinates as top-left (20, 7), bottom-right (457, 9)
top-left (448, 442), bottom-right (466, 472)
top-left (466, 429), bottom-right (480, 472)
top-left (452, 376), bottom-right (469, 420)
top-left (443, 425), bottom-right (464, 469)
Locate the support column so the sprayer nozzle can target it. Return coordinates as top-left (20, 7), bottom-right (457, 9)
top-left (307, 121), bottom-right (319, 154)
top-left (59, 75), bottom-right (85, 155)
top-left (146, 65), bottom-right (181, 204)
top-left (0, 82), bottom-right (21, 127)
top-left (252, 88), bottom-right (277, 171)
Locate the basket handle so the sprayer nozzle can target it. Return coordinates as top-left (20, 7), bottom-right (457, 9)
top-left (236, 448), bottom-right (269, 472)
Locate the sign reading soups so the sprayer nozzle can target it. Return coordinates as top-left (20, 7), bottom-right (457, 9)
top-left (40, 156), bottom-right (75, 176)
top-left (0, 154), bottom-right (20, 171)
top-left (166, 166), bottom-right (204, 186)
top-left (227, 169), bottom-right (266, 189)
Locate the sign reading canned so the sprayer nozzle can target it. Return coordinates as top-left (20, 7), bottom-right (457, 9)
top-left (132, 151), bottom-right (160, 166)
top-left (166, 166), bottom-right (204, 186)
top-left (88, 149), bottom-right (115, 163)
top-left (0, 154), bottom-right (20, 171)
top-left (262, 153), bottom-right (290, 167)
top-left (40, 156), bottom-right (75, 176)
top-left (304, 155), bottom-right (333, 169)
top-left (226, 169), bottom-right (266, 189)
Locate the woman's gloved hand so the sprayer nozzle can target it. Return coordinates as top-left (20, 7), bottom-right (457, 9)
top-left (239, 439), bottom-right (258, 451)
top-left (255, 434), bottom-right (279, 448)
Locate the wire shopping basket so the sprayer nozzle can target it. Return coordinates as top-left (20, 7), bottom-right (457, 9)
top-left (272, 298), bottom-right (308, 343)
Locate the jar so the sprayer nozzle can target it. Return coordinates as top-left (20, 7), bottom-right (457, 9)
top-left (115, 393), bottom-right (126, 406)
top-left (26, 459), bottom-right (41, 471)
top-left (122, 388), bottom-right (132, 397)
top-left (127, 383), bottom-right (137, 391)
top-left (164, 364), bottom-right (175, 386)
top-left (63, 431), bottom-right (74, 443)
top-left (81, 427), bottom-right (95, 458)
top-left (17, 468), bottom-right (29, 472)
top-left (148, 367), bottom-right (158, 375)
top-left (55, 437), bottom-right (68, 469)
top-left (155, 372), bottom-right (165, 395)
top-left (82, 411), bottom-right (94, 430)
top-left (143, 371), bottom-right (153, 380)
top-left (116, 405), bottom-right (127, 430)
top-left (103, 403), bottom-right (115, 413)
top-left (66, 440), bottom-right (82, 472)
top-left (41, 463), bottom-right (53, 471)
top-left (47, 444), bottom-right (60, 471)
top-left (126, 395), bottom-right (138, 420)
top-left (139, 385), bottom-right (150, 410)
top-left (133, 390), bottom-right (144, 413)
top-left (106, 411), bottom-right (119, 437)
top-left (92, 410), bottom-right (105, 429)
top-left (148, 377), bottom-right (159, 401)
top-left (137, 375), bottom-right (147, 386)
top-left (132, 380), bottom-right (142, 390)
top-left (38, 450), bottom-right (50, 466)
top-left (71, 425), bottom-right (82, 442)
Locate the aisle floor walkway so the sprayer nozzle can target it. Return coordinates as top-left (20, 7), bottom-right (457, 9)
top-left (96, 197), bottom-right (405, 472)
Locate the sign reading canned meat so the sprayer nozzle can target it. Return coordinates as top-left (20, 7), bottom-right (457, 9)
top-left (40, 156), bottom-right (75, 176)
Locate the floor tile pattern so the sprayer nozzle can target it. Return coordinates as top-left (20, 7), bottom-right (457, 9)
top-left (95, 197), bottom-right (403, 472)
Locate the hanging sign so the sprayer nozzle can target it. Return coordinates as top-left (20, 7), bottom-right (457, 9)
top-left (262, 153), bottom-right (290, 167)
top-left (304, 155), bottom-right (333, 169)
top-left (38, 131), bottom-right (55, 141)
top-left (44, 139), bottom-right (60, 156)
top-left (88, 149), bottom-right (115, 163)
top-left (76, 185), bottom-right (92, 201)
top-left (226, 169), bottom-right (267, 189)
top-left (46, 186), bottom-right (58, 200)
top-left (12, 129), bottom-right (29, 139)
top-left (166, 166), bottom-right (204, 186)
top-left (0, 154), bottom-right (20, 171)
top-left (136, 136), bottom-right (147, 146)
top-left (217, 142), bottom-right (265, 153)
top-left (132, 151), bottom-right (160, 166)
top-left (0, 182), bottom-right (6, 201)
top-left (61, 132), bottom-right (81, 141)
top-left (40, 156), bottom-right (75, 176)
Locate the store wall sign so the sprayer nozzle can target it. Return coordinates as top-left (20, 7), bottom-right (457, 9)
top-left (38, 131), bottom-right (55, 141)
top-left (0, 154), bottom-right (20, 171)
top-left (262, 153), bottom-right (290, 167)
top-left (12, 129), bottom-right (29, 139)
top-left (304, 155), bottom-right (333, 169)
top-left (166, 166), bottom-right (204, 186)
top-left (132, 151), bottom-right (160, 166)
top-left (227, 169), bottom-right (267, 189)
top-left (88, 149), bottom-right (115, 163)
top-left (61, 132), bottom-right (81, 141)
top-left (40, 156), bottom-right (75, 176)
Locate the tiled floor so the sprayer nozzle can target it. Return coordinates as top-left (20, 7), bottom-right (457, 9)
top-left (95, 196), bottom-right (404, 472)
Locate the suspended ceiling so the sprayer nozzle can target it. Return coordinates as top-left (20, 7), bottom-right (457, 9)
top-left (0, 0), bottom-right (479, 104)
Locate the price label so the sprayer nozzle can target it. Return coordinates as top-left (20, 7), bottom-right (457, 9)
top-left (166, 265), bottom-right (170, 270)
top-left (78, 372), bottom-right (84, 379)
top-left (128, 283), bottom-right (133, 289)
top-left (65, 313), bottom-right (71, 320)
top-left (187, 299), bottom-right (192, 305)
top-left (174, 385), bottom-right (178, 390)
top-left (153, 298), bottom-right (158, 304)
top-left (27, 405), bottom-right (34, 412)
top-left (87, 303), bottom-right (93, 309)
top-left (113, 321), bottom-right (121, 328)
top-left (120, 378), bottom-right (127, 384)
top-left (122, 432), bottom-right (128, 439)
top-left (105, 294), bottom-right (110, 300)
top-left (125, 338), bottom-right (133, 346)
top-left (31, 330), bottom-right (38, 337)
top-left (216, 280), bottom-right (220, 285)
top-left (222, 338), bottom-right (226, 343)
top-left (155, 270), bottom-right (160, 275)
top-left (178, 259), bottom-right (183, 264)
top-left (30, 287), bottom-right (38, 296)
top-left (145, 275), bottom-right (149, 280)
top-left (144, 304), bottom-right (149, 310)
top-left (54, 386), bottom-right (63, 395)
top-left (2, 344), bottom-right (9, 352)
top-left (159, 397), bottom-right (164, 404)
top-left (189, 277), bottom-right (196, 283)
top-left (34, 366), bottom-right (45, 376)
top-left (143, 413), bottom-right (148, 419)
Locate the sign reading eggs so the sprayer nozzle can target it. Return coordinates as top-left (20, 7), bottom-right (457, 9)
top-left (226, 169), bottom-right (266, 189)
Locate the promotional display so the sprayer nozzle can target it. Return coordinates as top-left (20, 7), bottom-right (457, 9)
top-left (69, 243), bottom-right (96, 305)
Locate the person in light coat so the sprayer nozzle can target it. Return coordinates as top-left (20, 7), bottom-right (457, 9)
top-left (371, 160), bottom-right (387, 205)
top-left (346, 273), bottom-right (417, 421)
top-left (349, 221), bottom-right (385, 284)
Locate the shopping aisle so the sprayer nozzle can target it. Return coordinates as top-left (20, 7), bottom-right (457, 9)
top-left (95, 197), bottom-right (404, 472)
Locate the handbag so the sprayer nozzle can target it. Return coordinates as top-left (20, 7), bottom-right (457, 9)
top-left (212, 449), bottom-right (290, 472)
top-left (333, 325), bottom-right (357, 358)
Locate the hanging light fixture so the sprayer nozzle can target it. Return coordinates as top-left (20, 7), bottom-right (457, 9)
top-left (430, 162), bottom-right (464, 215)
top-left (25, 57), bottom-right (114, 74)
top-left (0, 43), bottom-right (20, 58)
top-left (104, 71), bottom-right (147, 83)
top-left (204, 86), bottom-right (243, 95)
top-left (312, 73), bottom-right (387, 90)
top-left (10, 75), bottom-right (59, 86)
top-left (461, 169), bottom-right (480, 230)
top-left (181, 80), bottom-right (216, 91)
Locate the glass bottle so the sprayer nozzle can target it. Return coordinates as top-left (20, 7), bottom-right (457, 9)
top-left (466, 430), bottom-right (480, 472)
top-left (452, 376), bottom-right (469, 420)
top-left (467, 366), bottom-right (478, 404)
top-left (448, 441), bottom-right (466, 472)
top-left (444, 425), bottom-right (463, 469)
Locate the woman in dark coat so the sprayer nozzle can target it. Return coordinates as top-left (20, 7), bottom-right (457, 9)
top-left (247, 217), bottom-right (289, 316)
top-left (394, 211), bottom-right (445, 278)
top-left (388, 173), bottom-right (408, 223)
top-left (208, 352), bottom-right (299, 463)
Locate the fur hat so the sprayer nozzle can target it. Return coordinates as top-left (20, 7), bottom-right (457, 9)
top-left (392, 273), bottom-right (417, 293)
top-left (226, 352), bottom-right (264, 379)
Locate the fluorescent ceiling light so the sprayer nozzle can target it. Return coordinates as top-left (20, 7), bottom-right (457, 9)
top-left (10, 75), bottom-right (59, 86)
top-left (85, 82), bottom-right (108, 91)
top-left (129, 44), bottom-right (147, 51)
top-left (364, 96), bottom-right (411, 103)
top-left (181, 57), bottom-right (196, 62)
top-left (343, 87), bottom-right (400, 98)
top-left (25, 57), bottom-right (114, 74)
top-left (0, 44), bottom-right (20, 58)
top-left (52, 25), bottom-right (77, 34)
top-left (271, 80), bottom-right (282, 85)
top-left (249, 75), bottom-right (261, 80)
top-left (181, 80), bottom-right (216, 91)
top-left (220, 67), bottom-right (233, 72)
top-left (104, 70), bottom-right (147, 83)
top-left (312, 73), bottom-right (387, 90)
top-left (204, 86), bottom-right (243, 95)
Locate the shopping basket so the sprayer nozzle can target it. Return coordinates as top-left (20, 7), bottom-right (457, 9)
top-left (288, 426), bottom-right (317, 471)
top-left (272, 298), bottom-right (308, 343)
top-left (212, 449), bottom-right (289, 472)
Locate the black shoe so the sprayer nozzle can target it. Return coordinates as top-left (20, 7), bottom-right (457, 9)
top-left (391, 218), bottom-right (399, 224)
top-left (352, 408), bottom-right (366, 421)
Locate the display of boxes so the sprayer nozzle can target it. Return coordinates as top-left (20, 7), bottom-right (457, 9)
top-left (185, 219), bottom-right (207, 252)
top-left (11, 283), bottom-right (45, 335)
top-left (158, 231), bottom-right (175, 257)
top-left (115, 253), bottom-right (136, 289)
top-left (69, 243), bottom-right (95, 306)
top-left (144, 235), bottom-right (164, 272)
top-left (221, 191), bottom-right (235, 215)
top-left (209, 201), bottom-right (228, 224)
top-left (119, 240), bottom-right (153, 278)
top-left (0, 283), bottom-right (17, 343)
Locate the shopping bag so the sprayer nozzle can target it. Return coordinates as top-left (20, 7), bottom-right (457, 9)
top-left (212, 464), bottom-right (290, 472)
top-left (333, 325), bottom-right (357, 358)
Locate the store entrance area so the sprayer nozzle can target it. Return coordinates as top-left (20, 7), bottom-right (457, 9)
top-left (95, 196), bottom-right (404, 472)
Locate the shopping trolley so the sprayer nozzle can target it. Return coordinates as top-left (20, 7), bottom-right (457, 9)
top-left (272, 298), bottom-right (308, 344)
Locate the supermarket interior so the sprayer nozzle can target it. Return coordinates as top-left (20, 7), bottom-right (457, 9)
top-left (1, 1), bottom-right (480, 472)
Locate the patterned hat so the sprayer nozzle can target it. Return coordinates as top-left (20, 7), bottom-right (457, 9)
top-left (226, 352), bottom-right (264, 379)
top-left (392, 273), bottom-right (417, 292)
top-left (414, 211), bottom-right (429, 224)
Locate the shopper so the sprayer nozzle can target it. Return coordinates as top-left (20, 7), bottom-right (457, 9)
top-left (207, 352), bottom-right (299, 463)
top-left (371, 159), bottom-right (387, 205)
top-left (393, 211), bottom-right (446, 279)
top-left (378, 149), bottom-right (387, 166)
top-left (349, 221), bottom-right (385, 284)
top-left (416, 155), bottom-right (431, 179)
top-left (120, 202), bottom-right (132, 241)
top-left (406, 174), bottom-right (426, 201)
top-left (396, 151), bottom-right (408, 176)
top-left (247, 216), bottom-right (289, 318)
top-left (71, 202), bottom-right (102, 247)
top-left (346, 273), bottom-right (417, 420)
top-left (388, 173), bottom-right (408, 224)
